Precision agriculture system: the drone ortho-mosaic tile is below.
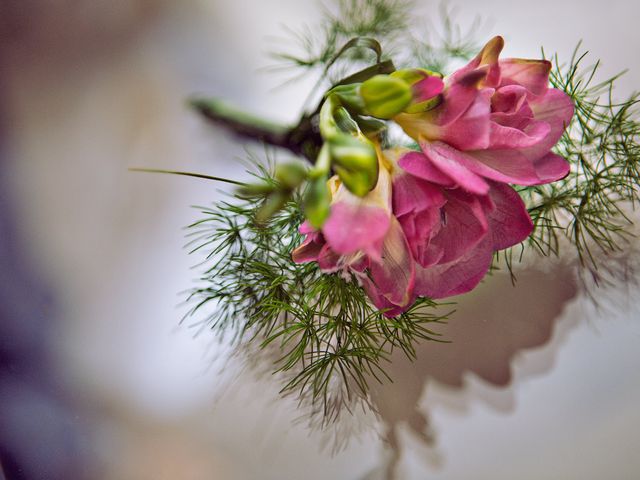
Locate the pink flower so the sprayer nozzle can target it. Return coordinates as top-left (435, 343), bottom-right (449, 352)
top-left (388, 147), bottom-right (534, 299)
top-left (394, 36), bottom-right (575, 194)
top-left (293, 146), bottom-right (535, 316)
top-left (292, 159), bottom-right (416, 317)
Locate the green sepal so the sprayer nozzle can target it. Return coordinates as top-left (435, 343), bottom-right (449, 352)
top-left (275, 162), bottom-right (308, 190)
top-left (360, 74), bottom-right (412, 119)
top-left (328, 84), bottom-right (365, 114)
top-left (329, 135), bottom-right (378, 196)
top-left (304, 176), bottom-right (331, 229)
top-left (255, 191), bottom-right (289, 225)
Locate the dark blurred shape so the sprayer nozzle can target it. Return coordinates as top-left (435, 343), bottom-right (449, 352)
top-left (371, 265), bottom-right (578, 477)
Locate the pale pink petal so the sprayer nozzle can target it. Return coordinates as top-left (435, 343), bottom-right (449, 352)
top-left (499, 58), bottom-right (552, 96)
top-left (420, 141), bottom-right (490, 194)
top-left (365, 216), bottom-right (416, 309)
top-left (322, 201), bottom-right (390, 259)
top-left (414, 237), bottom-right (494, 299)
top-left (486, 182), bottom-right (534, 249)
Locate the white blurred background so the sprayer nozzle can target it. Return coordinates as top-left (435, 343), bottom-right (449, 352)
top-left (1, 1), bottom-right (639, 479)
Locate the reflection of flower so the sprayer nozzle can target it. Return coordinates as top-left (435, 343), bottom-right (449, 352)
top-left (394, 36), bottom-right (575, 193)
top-left (293, 147), bottom-right (534, 316)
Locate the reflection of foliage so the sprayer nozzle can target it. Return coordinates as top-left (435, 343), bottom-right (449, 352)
top-left (517, 45), bottom-right (640, 280)
top-left (185, 163), bottom-right (448, 424)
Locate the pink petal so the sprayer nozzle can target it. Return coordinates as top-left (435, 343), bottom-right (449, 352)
top-left (499, 58), bottom-right (552, 96)
top-left (317, 244), bottom-right (342, 272)
top-left (468, 148), bottom-right (569, 185)
top-left (322, 201), bottom-right (390, 260)
top-left (486, 182), bottom-right (534, 249)
top-left (414, 237), bottom-right (494, 299)
top-left (422, 189), bottom-right (490, 265)
top-left (526, 88), bottom-right (575, 158)
top-left (392, 170), bottom-right (446, 216)
top-left (366, 216), bottom-right (416, 308)
top-left (420, 141), bottom-right (490, 194)
top-left (452, 36), bottom-right (504, 88)
top-left (397, 150), bottom-right (456, 187)
top-left (488, 119), bottom-right (551, 149)
top-left (413, 75), bottom-right (445, 102)
top-left (292, 235), bottom-right (324, 263)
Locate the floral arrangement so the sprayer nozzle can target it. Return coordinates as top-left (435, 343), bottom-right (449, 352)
top-left (133, 1), bottom-right (639, 428)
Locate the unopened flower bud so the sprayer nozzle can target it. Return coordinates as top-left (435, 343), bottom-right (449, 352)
top-left (360, 74), bottom-right (412, 119)
top-left (275, 162), bottom-right (307, 190)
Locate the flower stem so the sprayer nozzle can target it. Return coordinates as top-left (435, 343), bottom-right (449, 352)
top-left (189, 98), bottom-right (322, 162)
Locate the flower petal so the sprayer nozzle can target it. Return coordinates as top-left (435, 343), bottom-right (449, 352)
top-left (364, 216), bottom-right (416, 310)
top-left (499, 58), bottom-right (552, 96)
top-left (397, 150), bottom-right (456, 187)
top-left (486, 182), bottom-right (534, 249)
top-left (414, 237), bottom-right (494, 299)
top-left (392, 169), bottom-right (447, 216)
top-left (420, 141), bottom-right (490, 194)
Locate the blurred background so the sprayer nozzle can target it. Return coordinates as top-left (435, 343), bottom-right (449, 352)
top-left (1, 1), bottom-right (639, 479)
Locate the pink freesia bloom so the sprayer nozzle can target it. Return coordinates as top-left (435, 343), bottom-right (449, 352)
top-left (389, 147), bottom-right (534, 299)
top-left (394, 36), bottom-right (574, 193)
top-left (292, 159), bottom-right (416, 317)
top-left (293, 145), bottom-right (536, 316)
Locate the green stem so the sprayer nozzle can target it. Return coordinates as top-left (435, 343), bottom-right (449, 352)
top-left (189, 98), bottom-right (321, 162)
top-left (128, 167), bottom-right (246, 186)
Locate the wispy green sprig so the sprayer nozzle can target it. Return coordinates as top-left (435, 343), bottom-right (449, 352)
top-left (184, 162), bottom-right (448, 423)
top-left (518, 45), bottom-right (640, 280)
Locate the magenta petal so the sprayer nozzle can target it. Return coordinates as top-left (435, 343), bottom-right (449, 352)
top-left (420, 141), bottom-right (490, 194)
top-left (489, 119), bottom-right (551, 149)
top-left (397, 150), bottom-right (456, 187)
top-left (499, 58), bottom-right (552, 96)
top-left (317, 244), bottom-right (341, 272)
top-left (359, 274), bottom-right (415, 318)
top-left (292, 235), bottom-right (324, 263)
top-left (526, 88), bottom-right (574, 157)
top-left (533, 152), bottom-right (571, 183)
top-left (423, 190), bottom-right (489, 265)
top-left (414, 75), bottom-right (445, 102)
top-left (367, 216), bottom-right (416, 308)
top-left (486, 182), bottom-right (534, 249)
top-left (435, 85), bottom-right (493, 150)
top-left (392, 170), bottom-right (446, 216)
top-left (414, 237), bottom-right (494, 299)
top-left (322, 201), bottom-right (390, 259)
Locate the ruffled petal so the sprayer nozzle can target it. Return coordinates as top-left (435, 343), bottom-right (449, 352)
top-left (486, 182), bottom-right (534, 249)
top-left (392, 169), bottom-right (447, 216)
top-left (322, 201), bottom-right (390, 260)
top-left (414, 237), bottom-right (494, 299)
top-left (420, 141), bottom-right (490, 194)
top-left (367, 216), bottom-right (416, 309)
top-left (499, 58), bottom-right (552, 96)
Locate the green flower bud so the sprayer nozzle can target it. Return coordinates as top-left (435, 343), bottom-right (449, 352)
top-left (275, 162), bottom-right (307, 190)
top-left (256, 191), bottom-right (289, 225)
top-left (328, 134), bottom-right (378, 196)
top-left (304, 176), bottom-right (331, 229)
top-left (327, 84), bottom-right (365, 114)
top-left (360, 74), bottom-right (412, 119)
